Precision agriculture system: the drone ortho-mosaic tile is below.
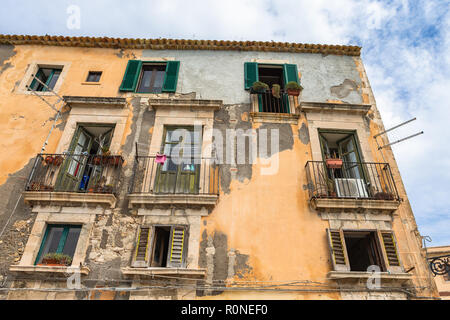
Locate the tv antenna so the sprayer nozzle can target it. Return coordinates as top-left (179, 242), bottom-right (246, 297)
top-left (373, 117), bottom-right (424, 162)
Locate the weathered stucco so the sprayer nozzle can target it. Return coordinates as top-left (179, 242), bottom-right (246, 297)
top-left (0, 43), bottom-right (439, 300)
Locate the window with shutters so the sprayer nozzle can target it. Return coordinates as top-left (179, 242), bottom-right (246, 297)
top-left (119, 60), bottom-right (180, 94)
top-left (131, 225), bottom-right (188, 268)
top-left (327, 229), bottom-right (401, 273)
top-left (244, 62), bottom-right (300, 113)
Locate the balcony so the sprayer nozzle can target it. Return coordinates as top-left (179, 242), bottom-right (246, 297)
top-left (305, 161), bottom-right (401, 213)
top-left (23, 153), bottom-right (123, 208)
top-left (249, 89), bottom-right (299, 123)
top-left (127, 156), bottom-right (219, 209)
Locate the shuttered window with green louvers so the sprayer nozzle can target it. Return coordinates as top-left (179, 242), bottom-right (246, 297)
top-left (244, 62), bottom-right (259, 90)
top-left (162, 61), bottom-right (180, 92)
top-left (283, 63), bottom-right (299, 87)
top-left (119, 60), bottom-right (142, 92)
top-left (119, 60), bottom-right (180, 93)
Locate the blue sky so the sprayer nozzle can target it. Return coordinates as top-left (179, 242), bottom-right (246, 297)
top-left (1, 0), bottom-right (449, 245)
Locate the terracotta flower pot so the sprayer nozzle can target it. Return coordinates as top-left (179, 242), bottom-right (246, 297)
top-left (44, 156), bottom-right (54, 165)
top-left (287, 89), bottom-right (301, 96)
top-left (92, 156), bottom-right (102, 165)
top-left (53, 156), bottom-right (63, 166)
top-left (109, 156), bottom-right (122, 166)
top-left (326, 158), bottom-right (343, 169)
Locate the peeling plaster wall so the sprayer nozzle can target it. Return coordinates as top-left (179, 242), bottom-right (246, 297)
top-left (0, 45), bottom-right (438, 300)
top-left (141, 50), bottom-right (363, 104)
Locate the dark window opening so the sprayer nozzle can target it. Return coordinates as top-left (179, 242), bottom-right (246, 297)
top-left (29, 67), bottom-right (62, 92)
top-left (151, 226), bottom-right (171, 267)
top-left (344, 231), bottom-right (386, 272)
top-left (137, 64), bottom-right (166, 93)
top-left (257, 65), bottom-right (288, 113)
top-left (86, 71), bottom-right (102, 82)
top-left (258, 65), bottom-right (284, 87)
top-left (35, 224), bottom-right (81, 265)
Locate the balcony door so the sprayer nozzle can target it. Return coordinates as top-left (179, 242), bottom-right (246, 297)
top-left (154, 126), bottom-right (202, 194)
top-left (56, 124), bottom-right (114, 192)
top-left (318, 130), bottom-right (369, 197)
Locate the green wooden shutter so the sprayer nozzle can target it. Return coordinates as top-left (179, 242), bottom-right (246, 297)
top-left (167, 227), bottom-right (187, 267)
top-left (244, 62), bottom-right (259, 90)
top-left (119, 60), bottom-right (142, 92)
top-left (283, 64), bottom-right (299, 88)
top-left (381, 231), bottom-right (400, 267)
top-left (162, 61), bottom-right (180, 92)
top-left (131, 227), bottom-right (152, 267)
top-left (327, 229), bottom-right (350, 271)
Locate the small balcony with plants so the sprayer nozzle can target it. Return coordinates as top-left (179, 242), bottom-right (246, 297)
top-left (23, 151), bottom-right (123, 208)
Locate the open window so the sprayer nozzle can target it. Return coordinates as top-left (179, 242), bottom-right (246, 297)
top-left (55, 124), bottom-right (115, 192)
top-left (131, 225), bottom-right (188, 268)
top-left (34, 224), bottom-right (81, 265)
top-left (318, 130), bottom-right (369, 198)
top-left (119, 60), bottom-right (180, 93)
top-left (244, 62), bottom-right (299, 113)
top-left (327, 229), bottom-right (401, 273)
top-left (28, 67), bottom-right (62, 92)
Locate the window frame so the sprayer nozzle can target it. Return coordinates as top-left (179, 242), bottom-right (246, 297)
top-left (327, 228), bottom-right (403, 273)
top-left (131, 224), bottom-right (189, 269)
top-left (29, 67), bottom-right (62, 92)
top-left (85, 71), bottom-right (102, 83)
top-left (34, 224), bottom-right (82, 265)
top-left (136, 62), bottom-right (167, 93)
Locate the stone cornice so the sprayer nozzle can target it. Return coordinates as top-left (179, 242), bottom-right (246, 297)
top-left (147, 98), bottom-right (222, 110)
top-left (63, 96), bottom-right (127, 108)
top-left (300, 101), bottom-right (372, 115)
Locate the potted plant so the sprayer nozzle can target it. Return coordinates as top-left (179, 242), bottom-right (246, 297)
top-left (103, 184), bottom-right (114, 193)
top-left (53, 155), bottom-right (63, 166)
top-left (272, 84), bottom-right (281, 98)
top-left (44, 155), bottom-right (54, 165)
top-left (286, 81), bottom-right (303, 96)
top-left (325, 152), bottom-right (343, 169)
top-left (92, 155), bottom-right (102, 165)
top-left (40, 252), bottom-right (72, 266)
top-left (108, 155), bottom-right (123, 166)
top-left (101, 146), bottom-right (111, 156)
top-left (250, 81), bottom-right (269, 94)
top-left (374, 191), bottom-right (395, 200)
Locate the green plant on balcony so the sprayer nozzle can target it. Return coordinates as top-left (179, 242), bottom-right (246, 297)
top-left (286, 81), bottom-right (303, 96)
top-left (101, 146), bottom-right (111, 156)
top-left (41, 252), bottom-right (73, 266)
top-left (251, 81), bottom-right (269, 94)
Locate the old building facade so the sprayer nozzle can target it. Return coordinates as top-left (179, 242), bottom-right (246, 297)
top-left (0, 35), bottom-right (440, 300)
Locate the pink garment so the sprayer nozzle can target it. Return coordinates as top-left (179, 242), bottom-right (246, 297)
top-left (155, 153), bottom-right (167, 164)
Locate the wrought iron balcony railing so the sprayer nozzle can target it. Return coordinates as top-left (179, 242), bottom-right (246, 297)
top-left (129, 156), bottom-right (219, 196)
top-left (428, 255), bottom-right (450, 276)
top-left (251, 89), bottom-right (291, 114)
top-left (305, 161), bottom-right (400, 201)
top-left (25, 153), bottom-right (123, 194)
